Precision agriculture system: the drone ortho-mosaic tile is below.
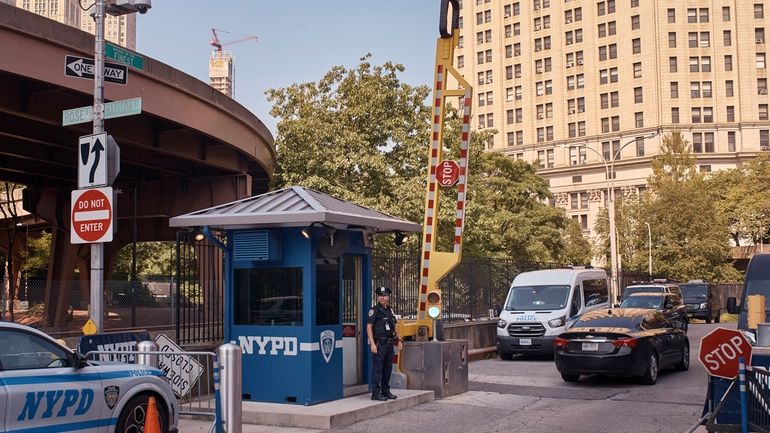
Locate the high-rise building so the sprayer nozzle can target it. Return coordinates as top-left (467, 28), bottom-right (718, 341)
top-left (209, 50), bottom-right (234, 97)
top-left (80, 6), bottom-right (136, 50)
top-left (14, 0), bottom-right (135, 49)
top-left (15, 0), bottom-right (82, 27)
top-left (457, 0), bottom-right (769, 243)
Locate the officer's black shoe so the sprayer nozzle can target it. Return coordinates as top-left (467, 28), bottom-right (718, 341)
top-left (383, 391), bottom-right (398, 400)
top-left (371, 393), bottom-right (388, 401)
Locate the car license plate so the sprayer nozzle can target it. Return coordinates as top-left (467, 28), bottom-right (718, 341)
top-left (519, 338), bottom-right (532, 346)
top-left (582, 342), bottom-right (599, 351)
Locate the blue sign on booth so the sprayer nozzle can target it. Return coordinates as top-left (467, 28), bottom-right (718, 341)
top-left (169, 186), bottom-right (420, 405)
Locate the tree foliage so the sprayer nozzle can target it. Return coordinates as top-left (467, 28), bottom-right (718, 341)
top-left (594, 132), bottom-right (740, 282)
top-left (267, 56), bottom-right (590, 263)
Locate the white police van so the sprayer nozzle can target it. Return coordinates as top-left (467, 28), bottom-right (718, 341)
top-left (0, 322), bottom-right (178, 433)
top-left (496, 268), bottom-right (610, 358)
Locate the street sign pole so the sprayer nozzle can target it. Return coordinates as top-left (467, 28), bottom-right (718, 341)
top-left (90, 0), bottom-right (106, 333)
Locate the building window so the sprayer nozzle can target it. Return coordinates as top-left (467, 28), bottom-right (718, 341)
top-left (612, 116), bottom-right (620, 131)
top-left (669, 57), bottom-right (677, 73)
top-left (759, 78), bottom-right (768, 95)
top-left (758, 53), bottom-right (767, 69)
top-left (631, 15), bottom-right (640, 30)
top-left (635, 136), bottom-right (645, 156)
top-left (757, 28), bottom-right (766, 44)
top-left (516, 130), bottom-right (524, 145)
top-left (700, 8), bottom-right (710, 22)
top-left (756, 4), bottom-right (764, 19)
top-left (705, 132), bottom-right (715, 152)
top-left (728, 131), bottom-right (736, 151)
top-left (702, 81), bottom-right (712, 97)
top-left (723, 6), bottom-right (731, 22)
top-left (602, 141), bottom-right (611, 160)
top-left (692, 108), bottom-right (701, 123)
top-left (727, 106), bottom-right (735, 122)
top-left (700, 165), bottom-right (712, 173)
top-left (547, 149), bottom-right (555, 168)
top-left (672, 107), bottom-right (680, 123)
top-left (507, 132), bottom-right (515, 146)
top-left (704, 107), bottom-right (714, 123)
top-left (726, 80), bottom-right (734, 97)
top-left (725, 55), bottom-right (733, 71)
top-left (634, 87), bottom-right (643, 103)
top-left (631, 0), bottom-right (638, 7)
top-left (507, 109), bottom-right (514, 125)
top-left (633, 62), bottom-right (642, 78)
top-left (667, 8), bottom-right (676, 23)
top-left (760, 104), bottom-right (769, 120)
top-left (762, 130), bottom-right (770, 150)
top-left (632, 38), bottom-right (641, 54)
top-left (668, 32), bottom-right (677, 48)
top-left (671, 82), bottom-right (679, 98)
top-left (691, 82), bottom-right (701, 98)
top-left (635, 112), bottom-right (644, 128)
top-left (688, 8), bottom-right (697, 23)
top-left (724, 30), bottom-right (732, 47)
top-left (692, 133), bottom-right (703, 152)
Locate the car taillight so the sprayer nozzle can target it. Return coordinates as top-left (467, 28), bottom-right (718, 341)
top-left (612, 338), bottom-right (637, 349)
top-left (554, 337), bottom-right (570, 348)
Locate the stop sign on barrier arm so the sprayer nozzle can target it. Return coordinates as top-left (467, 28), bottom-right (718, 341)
top-left (699, 327), bottom-right (753, 379)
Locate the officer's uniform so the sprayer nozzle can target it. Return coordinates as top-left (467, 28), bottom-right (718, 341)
top-left (368, 286), bottom-right (398, 400)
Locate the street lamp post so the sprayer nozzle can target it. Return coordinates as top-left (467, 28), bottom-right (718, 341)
top-left (644, 222), bottom-right (652, 278)
top-left (565, 130), bottom-right (659, 302)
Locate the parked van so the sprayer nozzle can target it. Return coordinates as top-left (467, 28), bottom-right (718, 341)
top-left (680, 280), bottom-right (721, 323)
top-left (496, 267), bottom-right (610, 359)
top-left (727, 253), bottom-right (770, 333)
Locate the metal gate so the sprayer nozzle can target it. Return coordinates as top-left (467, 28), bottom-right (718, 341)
top-left (174, 232), bottom-right (225, 345)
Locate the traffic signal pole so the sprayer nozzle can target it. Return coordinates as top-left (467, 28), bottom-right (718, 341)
top-left (90, 0), bottom-right (106, 332)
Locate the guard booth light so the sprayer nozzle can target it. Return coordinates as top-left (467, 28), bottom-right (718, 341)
top-left (427, 291), bottom-right (442, 319)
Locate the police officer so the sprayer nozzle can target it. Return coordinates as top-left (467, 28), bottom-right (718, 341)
top-left (367, 286), bottom-right (402, 401)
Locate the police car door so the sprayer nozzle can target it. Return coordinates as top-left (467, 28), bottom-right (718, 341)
top-left (0, 328), bottom-right (103, 433)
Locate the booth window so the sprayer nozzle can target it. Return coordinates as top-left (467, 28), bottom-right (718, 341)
top-left (234, 267), bottom-right (303, 326)
top-left (316, 259), bottom-right (341, 326)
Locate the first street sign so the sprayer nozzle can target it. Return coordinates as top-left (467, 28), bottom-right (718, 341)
top-left (65, 55), bottom-right (127, 85)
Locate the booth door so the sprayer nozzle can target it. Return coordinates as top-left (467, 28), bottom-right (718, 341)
top-left (342, 255), bottom-right (363, 386)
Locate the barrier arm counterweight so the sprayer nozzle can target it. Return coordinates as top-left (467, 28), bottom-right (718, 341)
top-left (398, 0), bottom-right (473, 342)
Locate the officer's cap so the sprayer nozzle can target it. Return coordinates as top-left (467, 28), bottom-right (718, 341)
top-left (375, 286), bottom-right (392, 296)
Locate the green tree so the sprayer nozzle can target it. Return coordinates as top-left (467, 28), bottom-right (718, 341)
top-left (596, 132), bottom-right (739, 281)
top-left (112, 242), bottom-right (174, 279)
top-left (267, 56), bottom-right (589, 262)
top-left (709, 153), bottom-right (770, 246)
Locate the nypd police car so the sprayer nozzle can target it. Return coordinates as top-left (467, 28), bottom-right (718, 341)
top-left (0, 322), bottom-right (178, 433)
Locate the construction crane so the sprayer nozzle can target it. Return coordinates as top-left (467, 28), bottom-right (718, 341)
top-left (208, 28), bottom-right (257, 98)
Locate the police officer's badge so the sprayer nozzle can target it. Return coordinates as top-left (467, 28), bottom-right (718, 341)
top-left (368, 308), bottom-right (374, 317)
top-left (320, 330), bottom-right (335, 363)
top-left (104, 385), bottom-right (120, 409)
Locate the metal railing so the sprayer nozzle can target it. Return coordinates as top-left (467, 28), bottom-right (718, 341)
top-left (85, 344), bottom-right (237, 433)
top-left (690, 366), bottom-right (770, 433)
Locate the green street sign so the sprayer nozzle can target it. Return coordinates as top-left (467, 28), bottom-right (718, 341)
top-left (63, 97), bottom-right (142, 126)
top-left (105, 43), bottom-right (144, 70)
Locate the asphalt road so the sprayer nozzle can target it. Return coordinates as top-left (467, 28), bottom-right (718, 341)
top-left (180, 322), bottom-right (730, 433)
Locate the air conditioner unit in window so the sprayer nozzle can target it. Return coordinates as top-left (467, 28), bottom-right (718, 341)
top-left (504, 13), bottom-right (511, 18)
top-left (700, 41), bottom-right (709, 47)
top-left (536, 67), bottom-right (543, 73)
top-left (537, 114), bottom-right (544, 119)
top-left (486, 78), bottom-right (493, 84)
top-left (576, 59), bottom-right (584, 65)
top-left (761, 89), bottom-right (768, 95)
top-left (535, 25), bottom-right (541, 30)
top-left (569, 108), bottom-right (576, 114)
top-left (762, 144), bottom-right (770, 151)
top-left (544, 23), bottom-right (550, 28)
top-left (566, 61), bottom-right (574, 67)
top-left (566, 40), bottom-right (573, 45)
top-left (758, 38), bottom-right (766, 43)
top-left (515, 72), bottom-right (522, 78)
top-left (566, 18), bottom-right (572, 23)
top-left (458, 44), bottom-right (464, 48)
top-left (534, 5), bottom-right (540, 10)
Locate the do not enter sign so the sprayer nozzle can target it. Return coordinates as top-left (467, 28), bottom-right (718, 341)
top-left (71, 187), bottom-right (113, 244)
top-left (699, 327), bottom-right (753, 379)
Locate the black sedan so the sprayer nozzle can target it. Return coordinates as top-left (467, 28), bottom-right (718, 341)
top-left (619, 292), bottom-right (688, 333)
top-left (553, 309), bottom-right (689, 385)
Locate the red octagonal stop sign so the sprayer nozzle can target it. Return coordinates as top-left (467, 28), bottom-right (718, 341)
top-left (699, 327), bottom-right (753, 379)
top-left (437, 160), bottom-right (460, 187)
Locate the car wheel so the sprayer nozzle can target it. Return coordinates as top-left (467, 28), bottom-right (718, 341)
top-left (116, 394), bottom-right (169, 433)
top-left (499, 352), bottom-right (513, 361)
top-left (715, 311), bottom-right (721, 323)
top-left (675, 343), bottom-right (690, 371)
top-left (561, 373), bottom-right (580, 382)
top-left (639, 352), bottom-right (659, 385)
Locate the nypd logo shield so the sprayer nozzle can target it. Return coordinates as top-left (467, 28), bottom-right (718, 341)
top-left (320, 330), bottom-right (335, 363)
top-left (104, 385), bottom-right (120, 409)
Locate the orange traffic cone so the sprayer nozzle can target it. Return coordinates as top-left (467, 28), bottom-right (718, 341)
top-left (144, 396), bottom-right (161, 433)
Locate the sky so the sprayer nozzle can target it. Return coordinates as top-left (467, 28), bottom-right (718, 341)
top-left (136, 1), bottom-right (440, 137)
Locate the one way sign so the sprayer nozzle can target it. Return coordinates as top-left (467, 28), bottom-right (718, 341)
top-left (65, 55), bottom-right (127, 85)
top-left (78, 133), bottom-right (120, 188)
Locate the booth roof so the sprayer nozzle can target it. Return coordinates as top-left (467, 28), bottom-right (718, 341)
top-left (169, 186), bottom-right (421, 233)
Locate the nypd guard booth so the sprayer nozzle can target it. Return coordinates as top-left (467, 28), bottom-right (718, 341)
top-left (169, 186), bottom-right (420, 405)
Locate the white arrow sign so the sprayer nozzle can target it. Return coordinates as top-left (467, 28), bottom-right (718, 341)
top-left (64, 55), bottom-right (127, 85)
top-left (77, 133), bottom-right (120, 188)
